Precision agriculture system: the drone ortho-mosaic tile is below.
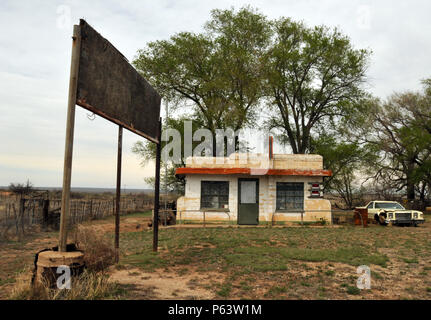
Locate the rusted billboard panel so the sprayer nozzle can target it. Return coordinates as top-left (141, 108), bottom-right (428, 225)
top-left (76, 19), bottom-right (161, 143)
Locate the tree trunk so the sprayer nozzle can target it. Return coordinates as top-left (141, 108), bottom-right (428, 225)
top-left (406, 179), bottom-right (415, 200)
top-left (406, 161), bottom-right (416, 200)
top-left (419, 183), bottom-right (425, 201)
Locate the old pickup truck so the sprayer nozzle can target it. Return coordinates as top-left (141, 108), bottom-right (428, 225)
top-left (364, 200), bottom-right (425, 226)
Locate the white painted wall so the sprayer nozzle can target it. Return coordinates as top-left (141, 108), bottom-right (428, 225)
top-left (177, 174), bottom-right (331, 224)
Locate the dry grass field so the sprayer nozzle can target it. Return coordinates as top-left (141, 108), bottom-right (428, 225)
top-left (1, 211), bottom-right (431, 300)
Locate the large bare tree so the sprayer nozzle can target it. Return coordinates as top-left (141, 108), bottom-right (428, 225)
top-left (358, 89), bottom-right (431, 201)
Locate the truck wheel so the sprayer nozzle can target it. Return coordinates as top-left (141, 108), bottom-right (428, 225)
top-left (378, 214), bottom-right (387, 226)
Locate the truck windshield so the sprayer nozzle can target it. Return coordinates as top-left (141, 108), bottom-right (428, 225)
top-left (374, 202), bottom-right (405, 209)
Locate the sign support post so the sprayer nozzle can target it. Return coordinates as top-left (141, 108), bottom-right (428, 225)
top-left (57, 19), bottom-right (161, 255)
top-left (153, 118), bottom-right (162, 252)
top-left (59, 25), bottom-right (81, 252)
top-left (115, 125), bottom-right (123, 262)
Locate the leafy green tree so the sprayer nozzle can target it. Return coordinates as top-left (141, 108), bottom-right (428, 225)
top-left (310, 134), bottom-right (376, 208)
top-left (133, 6), bottom-right (271, 155)
top-left (264, 18), bottom-right (370, 154)
top-left (132, 117), bottom-right (202, 194)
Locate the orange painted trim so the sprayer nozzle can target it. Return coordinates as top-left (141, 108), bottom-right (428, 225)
top-left (176, 168), bottom-right (250, 175)
top-left (175, 167), bottom-right (332, 177)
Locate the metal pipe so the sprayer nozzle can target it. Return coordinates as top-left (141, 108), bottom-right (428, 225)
top-left (164, 100), bottom-right (168, 214)
top-left (152, 118), bottom-right (162, 252)
top-left (115, 126), bottom-right (123, 263)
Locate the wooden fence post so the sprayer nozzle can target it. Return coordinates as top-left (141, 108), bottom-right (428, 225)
top-left (59, 24), bottom-right (82, 252)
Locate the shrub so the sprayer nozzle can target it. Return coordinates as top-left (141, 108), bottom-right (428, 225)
top-left (319, 218), bottom-right (328, 226)
top-left (73, 226), bottom-right (116, 272)
top-left (346, 285), bottom-right (361, 295)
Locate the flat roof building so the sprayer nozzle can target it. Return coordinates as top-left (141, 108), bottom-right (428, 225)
top-left (175, 145), bottom-right (332, 225)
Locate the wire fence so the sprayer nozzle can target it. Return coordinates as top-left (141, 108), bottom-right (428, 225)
top-left (0, 197), bottom-right (154, 240)
top-left (175, 209), bottom-right (364, 226)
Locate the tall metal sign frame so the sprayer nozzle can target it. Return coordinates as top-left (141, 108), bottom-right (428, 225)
top-left (60, 20), bottom-right (162, 256)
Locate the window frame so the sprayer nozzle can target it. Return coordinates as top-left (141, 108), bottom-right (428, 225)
top-left (275, 182), bottom-right (305, 212)
top-left (200, 180), bottom-right (230, 211)
top-left (374, 202), bottom-right (405, 210)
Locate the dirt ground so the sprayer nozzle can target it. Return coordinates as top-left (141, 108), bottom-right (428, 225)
top-left (1, 214), bottom-right (431, 300)
top-left (0, 215), bottom-right (152, 299)
top-left (108, 266), bottom-right (222, 299)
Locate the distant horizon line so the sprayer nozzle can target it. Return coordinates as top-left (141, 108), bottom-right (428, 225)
top-left (0, 186), bottom-right (154, 192)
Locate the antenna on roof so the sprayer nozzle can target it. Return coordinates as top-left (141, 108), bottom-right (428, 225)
top-left (269, 136), bottom-right (274, 160)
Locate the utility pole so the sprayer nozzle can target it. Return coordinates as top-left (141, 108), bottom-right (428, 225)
top-left (59, 25), bottom-right (81, 252)
top-left (152, 118), bottom-right (162, 252)
top-left (164, 100), bottom-right (169, 223)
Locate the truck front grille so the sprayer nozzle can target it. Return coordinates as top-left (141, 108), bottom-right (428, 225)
top-left (395, 212), bottom-right (411, 220)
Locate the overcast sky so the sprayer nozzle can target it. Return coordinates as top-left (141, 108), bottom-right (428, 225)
top-left (1, 0), bottom-right (430, 188)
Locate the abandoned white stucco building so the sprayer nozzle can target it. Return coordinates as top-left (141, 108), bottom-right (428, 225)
top-left (175, 142), bottom-right (333, 225)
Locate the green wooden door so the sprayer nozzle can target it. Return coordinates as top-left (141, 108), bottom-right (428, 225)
top-left (238, 178), bottom-right (259, 225)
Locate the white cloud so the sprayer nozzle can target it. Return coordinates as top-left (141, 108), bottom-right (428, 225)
top-left (1, 0), bottom-right (430, 187)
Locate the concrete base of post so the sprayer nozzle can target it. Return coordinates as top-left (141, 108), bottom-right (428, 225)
top-left (35, 250), bottom-right (85, 288)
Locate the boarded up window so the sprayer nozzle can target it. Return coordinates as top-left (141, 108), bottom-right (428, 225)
top-left (276, 182), bottom-right (304, 211)
top-left (201, 181), bottom-right (229, 209)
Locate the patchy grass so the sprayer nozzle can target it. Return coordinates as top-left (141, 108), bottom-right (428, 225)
top-left (216, 283), bottom-right (232, 298)
top-left (0, 277), bottom-right (15, 286)
top-left (120, 227), bottom-right (390, 273)
top-left (267, 285), bottom-right (288, 296)
top-left (10, 270), bottom-right (126, 300)
top-left (325, 270), bottom-right (335, 276)
top-left (0, 231), bottom-right (59, 299)
top-left (346, 285), bottom-right (361, 295)
top-left (114, 224), bottom-right (431, 299)
top-left (402, 257), bottom-right (419, 264)
top-left (120, 211), bottom-right (152, 219)
top-left (122, 251), bottom-right (167, 271)
top-left (373, 271), bottom-right (384, 280)
top-left (2, 219), bottom-right (431, 300)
